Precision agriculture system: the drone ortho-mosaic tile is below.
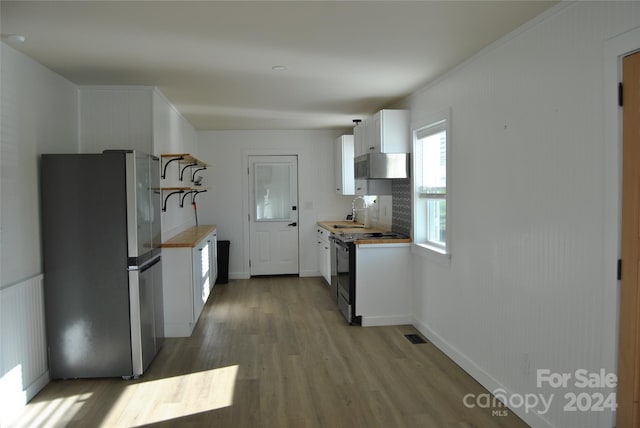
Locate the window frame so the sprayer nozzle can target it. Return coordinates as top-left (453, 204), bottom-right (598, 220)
top-left (411, 109), bottom-right (452, 263)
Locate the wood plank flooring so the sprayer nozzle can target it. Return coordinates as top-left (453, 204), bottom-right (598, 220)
top-left (10, 277), bottom-right (528, 427)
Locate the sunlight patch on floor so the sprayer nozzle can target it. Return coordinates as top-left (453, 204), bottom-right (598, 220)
top-left (0, 365), bottom-right (27, 426)
top-left (10, 390), bottom-right (94, 428)
top-left (101, 365), bottom-right (239, 427)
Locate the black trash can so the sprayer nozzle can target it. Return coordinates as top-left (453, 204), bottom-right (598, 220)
top-left (216, 240), bottom-right (230, 284)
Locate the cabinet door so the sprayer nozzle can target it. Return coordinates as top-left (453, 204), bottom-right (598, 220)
top-left (365, 115), bottom-right (378, 154)
top-left (369, 112), bottom-right (382, 153)
top-left (335, 135), bottom-right (355, 195)
top-left (353, 122), bottom-right (366, 157)
top-left (208, 231), bottom-right (218, 288)
top-left (354, 179), bottom-right (366, 196)
top-left (379, 110), bottom-right (410, 153)
top-left (355, 179), bottom-right (392, 196)
top-left (316, 229), bottom-right (331, 285)
top-left (192, 241), bottom-right (210, 321)
top-left (317, 229), bottom-right (325, 277)
top-left (321, 240), bottom-right (331, 285)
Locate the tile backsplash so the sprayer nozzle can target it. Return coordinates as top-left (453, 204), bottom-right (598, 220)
top-left (392, 179), bottom-right (411, 236)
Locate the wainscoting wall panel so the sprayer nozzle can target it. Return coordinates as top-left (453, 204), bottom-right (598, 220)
top-left (0, 275), bottom-right (49, 426)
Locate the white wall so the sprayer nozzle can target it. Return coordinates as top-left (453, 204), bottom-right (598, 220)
top-left (152, 90), bottom-right (199, 238)
top-left (5, 3), bottom-right (640, 426)
top-left (393, 2), bottom-right (640, 427)
top-left (1, 43), bottom-right (79, 287)
top-left (1, 42), bottom-right (79, 421)
top-left (197, 130), bottom-right (354, 278)
top-left (78, 86), bottom-right (198, 238)
top-left (0, 48), bottom-right (198, 420)
top-left (79, 86), bottom-right (153, 154)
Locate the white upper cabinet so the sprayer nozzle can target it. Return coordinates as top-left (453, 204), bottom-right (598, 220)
top-left (364, 115), bottom-right (377, 153)
top-left (354, 178), bottom-right (391, 196)
top-left (369, 109), bottom-right (410, 154)
top-left (334, 135), bottom-right (355, 195)
top-left (353, 121), bottom-right (366, 158)
top-left (353, 109), bottom-right (410, 157)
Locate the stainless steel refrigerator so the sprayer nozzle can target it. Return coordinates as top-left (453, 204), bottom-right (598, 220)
top-left (40, 150), bottom-right (164, 379)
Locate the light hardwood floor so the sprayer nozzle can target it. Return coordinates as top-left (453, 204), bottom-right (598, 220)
top-left (11, 277), bottom-right (528, 427)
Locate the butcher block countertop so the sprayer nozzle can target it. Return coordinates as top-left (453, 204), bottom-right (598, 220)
top-left (353, 236), bottom-right (412, 245)
top-left (317, 221), bottom-right (411, 244)
top-left (160, 225), bottom-right (217, 248)
top-left (317, 220), bottom-right (385, 234)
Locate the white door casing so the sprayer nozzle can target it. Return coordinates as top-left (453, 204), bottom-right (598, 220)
top-left (248, 155), bottom-right (299, 275)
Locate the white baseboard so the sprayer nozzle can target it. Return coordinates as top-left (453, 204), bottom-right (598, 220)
top-left (26, 370), bottom-right (49, 402)
top-left (413, 318), bottom-right (553, 428)
top-left (362, 314), bottom-right (412, 327)
top-left (164, 322), bottom-right (194, 338)
top-left (229, 272), bottom-right (250, 280)
top-left (299, 270), bottom-right (320, 278)
top-left (227, 272), bottom-right (322, 279)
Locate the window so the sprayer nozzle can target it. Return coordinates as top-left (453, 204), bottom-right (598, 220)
top-left (413, 112), bottom-right (450, 257)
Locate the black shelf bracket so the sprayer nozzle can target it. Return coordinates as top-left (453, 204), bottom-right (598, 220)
top-left (191, 167), bottom-right (207, 183)
top-left (162, 190), bottom-right (185, 212)
top-left (179, 189), bottom-right (208, 207)
top-left (193, 189), bottom-right (208, 203)
top-left (179, 162), bottom-right (198, 181)
top-left (180, 190), bottom-right (197, 208)
top-left (162, 156), bottom-right (184, 179)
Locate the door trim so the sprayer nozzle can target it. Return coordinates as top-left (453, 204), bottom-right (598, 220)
top-left (619, 50), bottom-right (640, 428)
top-left (241, 149), bottom-right (301, 278)
top-left (248, 155), bottom-right (299, 276)
top-left (604, 25), bottom-right (640, 428)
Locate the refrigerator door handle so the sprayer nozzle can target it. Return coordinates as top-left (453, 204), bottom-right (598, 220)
top-left (129, 255), bottom-right (161, 272)
top-left (139, 255), bottom-right (161, 273)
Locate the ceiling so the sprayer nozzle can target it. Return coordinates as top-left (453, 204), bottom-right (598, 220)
top-left (1, 1), bottom-right (557, 130)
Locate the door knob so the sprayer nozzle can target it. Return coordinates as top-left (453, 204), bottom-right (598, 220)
top-left (288, 222), bottom-right (297, 227)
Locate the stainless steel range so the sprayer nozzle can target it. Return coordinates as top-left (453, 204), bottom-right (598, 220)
top-left (332, 236), bottom-right (358, 324)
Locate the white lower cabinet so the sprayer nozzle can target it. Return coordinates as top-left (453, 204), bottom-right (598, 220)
top-left (317, 227), bottom-right (332, 285)
top-left (192, 239), bottom-right (209, 325)
top-left (208, 230), bottom-right (218, 287)
top-left (162, 226), bottom-right (217, 337)
top-left (355, 243), bottom-right (412, 327)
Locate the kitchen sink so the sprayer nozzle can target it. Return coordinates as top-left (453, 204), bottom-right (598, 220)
top-left (333, 224), bottom-right (365, 229)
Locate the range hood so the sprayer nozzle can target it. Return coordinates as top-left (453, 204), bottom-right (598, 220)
top-left (354, 153), bottom-right (410, 180)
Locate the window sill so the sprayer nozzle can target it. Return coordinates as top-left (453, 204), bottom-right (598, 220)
top-left (412, 243), bottom-right (451, 266)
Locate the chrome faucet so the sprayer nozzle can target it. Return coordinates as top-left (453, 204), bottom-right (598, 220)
top-left (351, 196), bottom-right (367, 222)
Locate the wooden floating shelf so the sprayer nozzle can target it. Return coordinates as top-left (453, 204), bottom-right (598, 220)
top-left (160, 153), bottom-right (207, 180)
top-left (160, 153), bottom-right (206, 167)
top-left (160, 187), bottom-right (208, 191)
top-left (160, 153), bottom-right (209, 210)
top-left (160, 186), bottom-right (192, 191)
top-left (160, 187), bottom-right (208, 211)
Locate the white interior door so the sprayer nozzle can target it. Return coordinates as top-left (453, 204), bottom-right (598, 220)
top-left (249, 156), bottom-right (299, 276)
